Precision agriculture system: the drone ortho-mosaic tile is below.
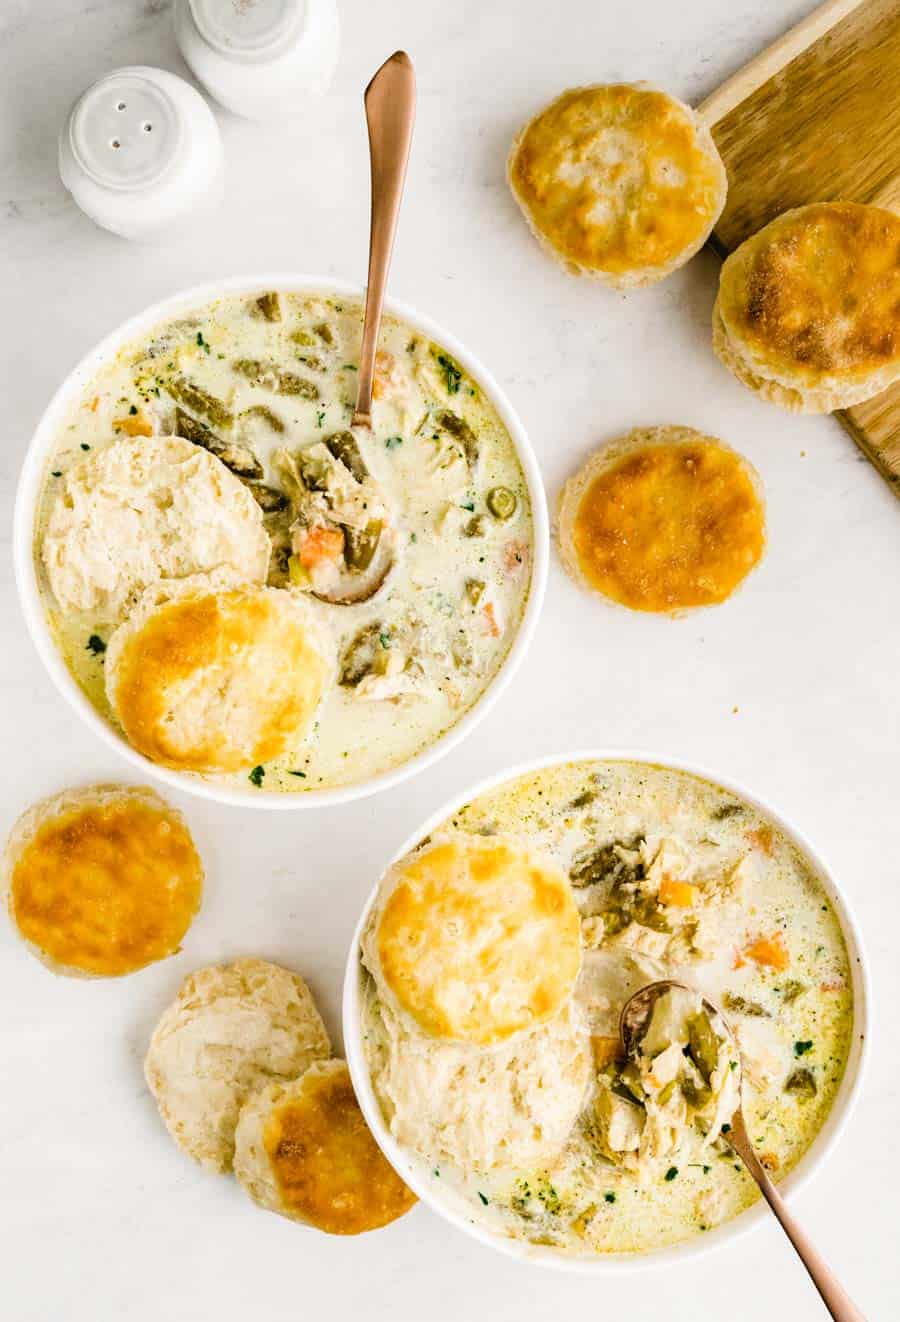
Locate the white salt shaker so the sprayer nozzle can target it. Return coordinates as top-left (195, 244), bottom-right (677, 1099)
top-left (173, 0), bottom-right (340, 120)
top-left (58, 66), bottom-right (224, 242)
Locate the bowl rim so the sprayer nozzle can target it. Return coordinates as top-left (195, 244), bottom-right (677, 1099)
top-left (13, 273), bottom-right (549, 810)
top-left (342, 748), bottom-right (870, 1274)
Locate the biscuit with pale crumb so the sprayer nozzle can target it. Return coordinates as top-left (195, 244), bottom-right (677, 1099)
top-left (3, 784), bottom-right (202, 978)
top-left (364, 834), bottom-right (581, 1047)
top-left (41, 435), bottom-right (270, 623)
top-left (234, 1059), bottom-right (416, 1234)
top-left (365, 990), bottom-right (590, 1173)
top-left (714, 202), bottom-right (900, 412)
top-left (145, 958), bottom-right (331, 1173)
top-left (557, 426), bottom-right (765, 613)
top-left (105, 573), bottom-right (332, 774)
top-left (508, 83), bottom-right (726, 287)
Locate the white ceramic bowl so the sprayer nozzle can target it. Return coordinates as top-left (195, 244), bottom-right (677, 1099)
top-left (343, 749), bottom-right (869, 1274)
top-left (14, 274), bottom-right (548, 810)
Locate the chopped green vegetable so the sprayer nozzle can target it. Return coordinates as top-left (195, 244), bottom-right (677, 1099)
top-left (196, 331), bottom-right (210, 353)
top-left (248, 765), bottom-right (265, 787)
top-left (175, 407), bottom-right (263, 479)
top-left (288, 770), bottom-right (307, 778)
top-left (244, 482), bottom-right (288, 513)
top-left (486, 486), bottom-right (517, 520)
top-left (51, 470), bottom-right (62, 477)
top-left (785, 1068), bottom-right (817, 1099)
top-left (86, 634), bottom-right (106, 655)
top-left (255, 292), bottom-right (281, 321)
top-left (713, 803), bottom-right (744, 820)
top-left (433, 408), bottom-right (479, 468)
top-left (604, 1192), bottom-right (616, 1204)
top-left (344, 520), bottom-right (383, 572)
top-left (436, 352), bottom-right (462, 394)
top-left (477, 1192), bottom-right (489, 1206)
top-left (723, 993), bottom-right (770, 1018)
top-left (240, 404), bottom-right (284, 433)
top-left (687, 1012), bottom-right (720, 1083)
top-left (463, 514), bottom-right (486, 538)
top-left (665, 1167), bottom-right (678, 1182)
top-left (128, 404), bottom-right (138, 415)
top-left (325, 430), bottom-right (368, 482)
top-left (780, 980), bottom-right (808, 1003)
top-left (385, 435), bottom-right (403, 450)
top-left (465, 578), bottom-right (485, 605)
top-left (169, 376), bottom-right (233, 429)
top-left (794, 1040), bottom-right (814, 1056)
top-left (80, 443), bottom-right (90, 451)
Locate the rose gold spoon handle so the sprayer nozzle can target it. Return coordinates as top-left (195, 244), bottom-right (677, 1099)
top-left (727, 1110), bottom-right (866, 1322)
top-left (621, 981), bottom-right (866, 1322)
top-left (352, 50), bottom-right (416, 429)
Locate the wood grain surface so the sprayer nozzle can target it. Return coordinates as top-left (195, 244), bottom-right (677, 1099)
top-left (700, 0), bottom-right (900, 494)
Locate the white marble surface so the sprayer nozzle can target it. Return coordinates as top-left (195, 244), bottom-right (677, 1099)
top-left (1, 2), bottom-right (897, 1318)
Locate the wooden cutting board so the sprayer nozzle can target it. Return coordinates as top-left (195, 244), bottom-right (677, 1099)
top-left (698, 0), bottom-right (900, 495)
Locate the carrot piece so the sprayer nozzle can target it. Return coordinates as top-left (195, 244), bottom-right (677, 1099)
top-left (372, 349), bottom-right (399, 399)
top-left (744, 933), bottom-right (789, 971)
top-left (747, 825), bottom-right (774, 855)
top-left (90, 395), bottom-right (99, 413)
top-left (590, 1035), bottom-right (622, 1069)
top-left (297, 525), bottom-right (345, 568)
top-left (482, 601), bottom-right (500, 637)
top-left (658, 877), bottom-right (698, 907)
top-left (113, 413), bottom-right (153, 437)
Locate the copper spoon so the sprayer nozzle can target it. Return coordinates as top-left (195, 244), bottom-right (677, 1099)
top-left (353, 50), bottom-right (416, 429)
top-left (621, 980), bottom-right (865, 1322)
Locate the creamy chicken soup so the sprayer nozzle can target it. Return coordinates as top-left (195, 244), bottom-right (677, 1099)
top-left (34, 291), bottom-right (534, 791)
top-left (361, 761), bottom-right (856, 1256)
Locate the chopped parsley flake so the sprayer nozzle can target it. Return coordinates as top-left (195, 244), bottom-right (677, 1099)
top-left (248, 765), bottom-right (265, 787)
top-left (128, 404), bottom-right (138, 415)
top-left (379, 631), bottom-right (391, 648)
top-left (664, 1167), bottom-right (678, 1182)
top-left (85, 634), bottom-right (106, 655)
top-left (794, 1040), bottom-right (814, 1056)
top-left (80, 443), bottom-right (90, 451)
top-left (477, 1192), bottom-right (488, 1206)
top-left (51, 470), bottom-right (62, 477)
top-left (316, 410), bottom-right (325, 427)
top-left (385, 435), bottom-right (403, 449)
top-left (196, 332), bottom-right (210, 353)
top-left (604, 1192), bottom-right (616, 1204)
top-left (721, 1123), bottom-right (731, 1134)
top-left (460, 500), bottom-right (475, 512)
top-left (287, 770), bottom-right (307, 778)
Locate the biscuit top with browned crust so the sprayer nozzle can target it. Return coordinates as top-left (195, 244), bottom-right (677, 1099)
top-left (7, 786), bottom-right (201, 977)
top-left (718, 202), bottom-right (900, 385)
top-left (108, 584), bottom-right (330, 774)
top-left (262, 1061), bottom-right (416, 1235)
top-left (509, 84), bottom-right (725, 277)
top-left (565, 430), bottom-right (766, 613)
top-left (373, 836), bottom-right (581, 1046)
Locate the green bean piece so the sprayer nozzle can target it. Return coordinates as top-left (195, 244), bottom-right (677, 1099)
top-left (434, 408), bottom-right (479, 468)
top-left (313, 321), bottom-right (334, 345)
top-left (680, 1075), bottom-right (711, 1109)
top-left (169, 377), bottom-right (233, 429)
top-left (339, 623), bottom-right (383, 686)
top-left (325, 430), bottom-right (368, 483)
top-left (244, 482), bottom-right (288, 513)
top-left (256, 291), bottom-right (281, 321)
top-left (633, 894), bottom-right (670, 933)
top-left (297, 448), bottom-right (330, 492)
top-left (295, 353), bottom-right (325, 372)
top-left (487, 486), bottom-right (517, 520)
top-left (599, 906), bottom-right (628, 937)
top-left (784, 1068), bottom-right (817, 1100)
top-left (723, 992), bottom-right (770, 1018)
top-left (174, 407), bottom-right (263, 479)
top-left (276, 370), bottom-right (319, 399)
top-left (465, 578), bottom-right (485, 606)
top-left (616, 1063), bottom-right (646, 1105)
top-left (290, 329), bottom-right (316, 347)
top-left (656, 1080), bottom-right (677, 1107)
top-left (687, 1012), bottom-right (720, 1084)
top-left (344, 520), bottom-right (383, 572)
top-left (569, 837), bottom-right (645, 888)
top-left (240, 404), bottom-right (285, 433)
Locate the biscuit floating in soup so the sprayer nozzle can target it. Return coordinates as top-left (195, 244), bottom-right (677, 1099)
top-left (360, 761), bottom-right (856, 1257)
top-left (105, 575), bottom-right (331, 774)
top-left (4, 784), bottom-right (202, 978)
top-left (34, 291), bottom-right (534, 792)
top-left (558, 426), bottom-right (765, 612)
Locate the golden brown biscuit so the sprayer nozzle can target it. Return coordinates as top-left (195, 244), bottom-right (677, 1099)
top-left (105, 575), bottom-right (331, 774)
top-left (234, 1060), bottom-right (417, 1234)
top-left (366, 835), bottom-right (581, 1047)
top-left (145, 958), bottom-right (331, 1173)
top-left (508, 83), bottom-right (726, 287)
top-left (714, 202), bottom-right (900, 412)
top-left (3, 784), bottom-right (202, 978)
top-left (557, 426), bottom-right (765, 613)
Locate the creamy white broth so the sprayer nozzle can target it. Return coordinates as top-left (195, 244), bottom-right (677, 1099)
top-left (361, 760), bottom-right (856, 1256)
top-left (34, 291), bottom-right (533, 792)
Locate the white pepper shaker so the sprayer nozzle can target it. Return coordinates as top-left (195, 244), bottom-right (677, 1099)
top-left (173, 0), bottom-right (340, 121)
top-left (58, 66), bottom-right (224, 242)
